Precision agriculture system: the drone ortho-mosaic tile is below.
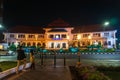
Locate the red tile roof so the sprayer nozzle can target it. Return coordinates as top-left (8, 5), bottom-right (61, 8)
top-left (45, 18), bottom-right (72, 28)
top-left (72, 24), bottom-right (115, 33)
top-left (8, 26), bottom-right (45, 34)
top-left (7, 20), bottom-right (115, 34)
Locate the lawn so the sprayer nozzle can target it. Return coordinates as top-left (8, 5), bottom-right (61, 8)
top-left (101, 71), bottom-right (120, 80)
top-left (0, 61), bottom-right (17, 71)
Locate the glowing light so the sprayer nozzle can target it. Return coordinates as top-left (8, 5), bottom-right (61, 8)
top-left (104, 21), bottom-right (110, 26)
top-left (55, 35), bottom-right (59, 39)
top-left (15, 41), bottom-right (19, 47)
top-left (77, 35), bottom-right (81, 40)
top-left (88, 36), bottom-right (91, 39)
top-left (67, 36), bottom-right (69, 39)
top-left (0, 24), bottom-right (2, 28)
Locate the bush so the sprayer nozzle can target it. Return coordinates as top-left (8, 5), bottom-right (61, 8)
top-left (105, 48), bottom-right (115, 52)
top-left (75, 65), bottom-right (111, 80)
top-left (83, 72), bottom-right (111, 80)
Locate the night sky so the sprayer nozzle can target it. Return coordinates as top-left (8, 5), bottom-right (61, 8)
top-left (3, 0), bottom-right (120, 28)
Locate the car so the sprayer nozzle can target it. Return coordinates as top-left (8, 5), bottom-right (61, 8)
top-left (7, 50), bottom-right (16, 55)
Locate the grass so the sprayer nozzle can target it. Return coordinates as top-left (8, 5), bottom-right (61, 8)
top-left (0, 61), bottom-right (17, 71)
top-left (101, 71), bottom-right (120, 80)
top-left (95, 66), bottom-right (120, 80)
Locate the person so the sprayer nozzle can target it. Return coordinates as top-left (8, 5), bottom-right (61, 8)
top-left (16, 46), bottom-right (26, 74)
top-left (30, 50), bottom-right (35, 70)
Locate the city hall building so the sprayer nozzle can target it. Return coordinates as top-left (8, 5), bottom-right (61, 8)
top-left (3, 19), bottom-right (117, 49)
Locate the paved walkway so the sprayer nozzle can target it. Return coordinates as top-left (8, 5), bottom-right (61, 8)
top-left (4, 65), bottom-right (72, 80)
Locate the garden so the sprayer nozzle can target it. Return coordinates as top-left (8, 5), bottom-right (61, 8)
top-left (69, 65), bottom-right (120, 80)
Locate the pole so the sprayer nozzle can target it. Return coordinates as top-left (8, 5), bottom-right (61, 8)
top-left (41, 52), bottom-right (43, 65)
top-left (54, 53), bottom-right (56, 68)
top-left (78, 52), bottom-right (80, 62)
top-left (64, 53), bottom-right (66, 66)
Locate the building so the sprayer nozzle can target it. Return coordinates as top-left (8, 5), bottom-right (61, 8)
top-left (3, 18), bottom-right (117, 49)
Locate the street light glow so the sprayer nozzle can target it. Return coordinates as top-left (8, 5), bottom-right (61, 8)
top-left (0, 24), bottom-right (2, 28)
top-left (88, 36), bottom-right (91, 39)
top-left (104, 21), bottom-right (110, 26)
top-left (77, 35), bottom-right (81, 40)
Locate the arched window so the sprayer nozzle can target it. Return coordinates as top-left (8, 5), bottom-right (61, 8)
top-left (51, 43), bottom-right (54, 48)
top-left (62, 43), bottom-right (66, 48)
top-left (37, 43), bottom-right (41, 47)
top-left (27, 42), bottom-right (31, 47)
top-left (33, 42), bottom-right (36, 46)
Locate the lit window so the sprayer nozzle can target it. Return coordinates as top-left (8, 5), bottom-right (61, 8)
top-left (18, 34), bottom-right (25, 38)
top-left (61, 34), bottom-right (66, 38)
top-left (10, 34), bottom-right (14, 38)
top-left (104, 33), bottom-right (109, 37)
top-left (108, 41), bottom-right (111, 45)
top-left (62, 43), bottom-right (66, 48)
top-left (28, 35), bottom-right (35, 38)
top-left (49, 35), bottom-right (54, 38)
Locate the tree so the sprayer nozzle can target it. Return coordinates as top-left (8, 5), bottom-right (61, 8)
top-left (9, 43), bottom-right (16, 52)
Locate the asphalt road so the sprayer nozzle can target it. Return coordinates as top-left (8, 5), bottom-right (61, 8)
top-left (0, 53), bottom-right (120, 66)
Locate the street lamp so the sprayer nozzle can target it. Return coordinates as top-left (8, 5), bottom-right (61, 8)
top-left (88, 35), bottom-right (91, 45)
top-left (77, 34), bottom-right (81, 67)
top-left (103, 21), bottom-right (110, 31)
top-left (77, 34), bottom-right (81, 47)
top-left (0, 24), bottom-right (2, 28)
top-left (104, 21), bottom-right (110, 26)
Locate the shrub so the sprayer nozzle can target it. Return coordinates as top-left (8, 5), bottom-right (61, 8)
top-left (76, 65), bottom-right (111, 80)
top-left (105, 48), bottom-right (115, 52)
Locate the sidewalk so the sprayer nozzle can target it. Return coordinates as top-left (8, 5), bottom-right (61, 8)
top-left (4, 65), bottom-right (72, 80)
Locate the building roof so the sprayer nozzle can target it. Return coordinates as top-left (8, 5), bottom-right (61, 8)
top-left (45, 18), bottom-right (72, 28)
top-left (48, 29), bottom-right (67, 32)
top-left (8, 26), bottom-right (45, 34)
top-left (72, 24), bottom-right (115, 33)
top-left (7, 20), bottom-right (116, 34)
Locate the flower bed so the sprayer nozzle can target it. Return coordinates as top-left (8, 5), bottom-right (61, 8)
top-left (69, 65), bottom-right (111, 80)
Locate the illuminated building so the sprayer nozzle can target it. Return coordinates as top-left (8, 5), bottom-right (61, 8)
top-left (3, 18), bottom-right (117, 49)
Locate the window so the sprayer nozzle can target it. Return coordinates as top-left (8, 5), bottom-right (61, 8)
top-left (104, 33), bottom-right (109, 37)
top-left (62, 43), bottom-right (66, 48)
top-left (55, 34), bottom-right (60, 39)
top-left (10, 34), bottom-right (14, 38)
top-left (49, 35), bottom-right (54, 38)
top-left (37, 43), bottom-right (41, 46)
top-left (18, 34), bottom-right (25, 38)
top-left (108, 41), bottom-right (111, 45)
top-left (38, 35), bottom-right (44, 38)
top-left (73, 34), bottom-right (77, 40)
top-left (61, 34), bottom-right (66, 38)
top-left (28, 35), bottom-right (35, 38)
top-left (56, 43), bottom-right (60, 48)
top-left (83, 34), bottom-right (90, 38)
top-left (51, 43), bottom-right (54, 48)
top-left (93, 33), bottom-right (100, 37)
top-left (104, 41), bottom-right (107, 45)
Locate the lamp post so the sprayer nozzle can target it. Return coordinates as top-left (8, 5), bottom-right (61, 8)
top-left (103, 21), bottom-right (110, 48)
top-left (77, 34), bottom-right (81, 67)
top-left (77, 34), bottom-right (81, 47)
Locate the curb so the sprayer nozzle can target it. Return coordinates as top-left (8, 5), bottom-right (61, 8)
top-left (0, 63), bottom-right (31, 79)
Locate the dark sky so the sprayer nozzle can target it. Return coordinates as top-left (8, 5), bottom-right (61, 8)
top-left (3, 0), bottom-right (120, 28)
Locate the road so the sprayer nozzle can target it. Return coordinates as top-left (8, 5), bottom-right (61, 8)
top-left (0, 53), bottom-right (120, 66)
